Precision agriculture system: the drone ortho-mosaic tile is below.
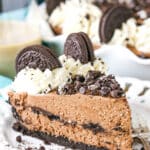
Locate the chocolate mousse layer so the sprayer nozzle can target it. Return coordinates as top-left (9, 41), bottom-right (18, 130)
top-left (9, 92), bottom-right (132, 150)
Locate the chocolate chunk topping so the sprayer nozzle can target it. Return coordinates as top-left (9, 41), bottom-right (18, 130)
top-left (58, 71), bottom-right (124, 98)
top-left (85, 70), bottom-right (104, 82)
top-left (16, 45), bottom-right (61, 73)
top-left (99, 5), bottom-right (132, 43)
top-left (74, 75), bottom-right (85, 82)
top-left (99, 87), bottom-right (111, 96)
top-left (110, 89), bottom-right (123, 98)
top-left (64, 32), bottom-right (95, 64)
top-left (46, 0), bottom-right (65, 15)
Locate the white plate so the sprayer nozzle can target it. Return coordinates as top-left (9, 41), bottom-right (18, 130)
top-left (0, 77), bottom-right (150, 150)
top-left (95, 45), bottom-right (150, 80)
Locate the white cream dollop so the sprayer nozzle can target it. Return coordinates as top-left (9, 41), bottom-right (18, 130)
top-left (12, 67), bottom-right (71, 95)
top-left (49, 0), bottom-right (102, 44)
top-left (59, 55), bottom-right (107, 76)
top-left (109, 18), bottom-right (150, 53)
top-left (12, 55), bottom-right (106, 94)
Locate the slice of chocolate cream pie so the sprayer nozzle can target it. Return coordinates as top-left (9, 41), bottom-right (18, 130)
top-left (9, 32), bottom-right (132, 150)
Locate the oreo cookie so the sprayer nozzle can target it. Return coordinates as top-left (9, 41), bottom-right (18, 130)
top-left (99, 5), bottom-right (132, 43)
top-left (79, 32), bottom-right (95, 62)
top-left (16, 45), bottom-right (61, 73)
top-left (46, 0), bottom-right (65, 15)
top-left (64, 32), bottom-right (95, 64)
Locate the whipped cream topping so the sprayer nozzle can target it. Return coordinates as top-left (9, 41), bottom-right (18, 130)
top-left (12, 55), bottom-right (106, 94)
top-left (59, 55), bottom-right (106, 76)
top-left (109, 18), bottom-right (150, 53)
top-left (49, 0), bottom-right (102, 44)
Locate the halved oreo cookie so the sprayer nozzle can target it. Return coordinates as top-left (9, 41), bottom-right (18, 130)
top-left (64, 32), bottom-right (95, 64)
top-left (99, 5), bottom-right (132, 43)
top-left (79, 32), bottom-right (95, 62)
top-left (16, 45), bottom-right (61, 73)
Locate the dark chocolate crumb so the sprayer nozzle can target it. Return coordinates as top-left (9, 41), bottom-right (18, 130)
top-left (85, 13), bottom-right (90, 20)
top-left (74, 75), bottom-right (85, 82)
top-left (48, 84), bottom-right (51, 89)
top-left (44, 140), bottom-right (51, 145)
top-left (125, 38), bottom-right (129, 41)
top-left (25, 147), bottom-right (32, 150)
top-left (110, 89), bottom-right (123, 98)
top-left (39, 146), bottom-right (45, 150)
top-left (113, 126), bottom-right (126, 132)
top-left (138, 87), bottom-right (149, 96)
top-left (16, 135), bottom-right (22, 143)
top-left (91, 62), bottom-right (94, 66)
top-left (100, 87), bottom-right (111, 96)
top-left (13, 122), bottom-right (22, 132)
top-left (105, 141), bottom-right (111, 145)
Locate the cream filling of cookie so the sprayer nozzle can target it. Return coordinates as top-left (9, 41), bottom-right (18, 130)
top-left (109, 18), bottom-right (150, 53)
top-left (49, 0), bottom-right (102, 44)
top-left (12, 55), bottom-right (106, 94)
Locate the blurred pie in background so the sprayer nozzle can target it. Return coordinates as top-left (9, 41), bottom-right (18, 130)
top-left (47, 0), bottom-right (102, 48)
top-left (46, 0), bottom-right (150, 56)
